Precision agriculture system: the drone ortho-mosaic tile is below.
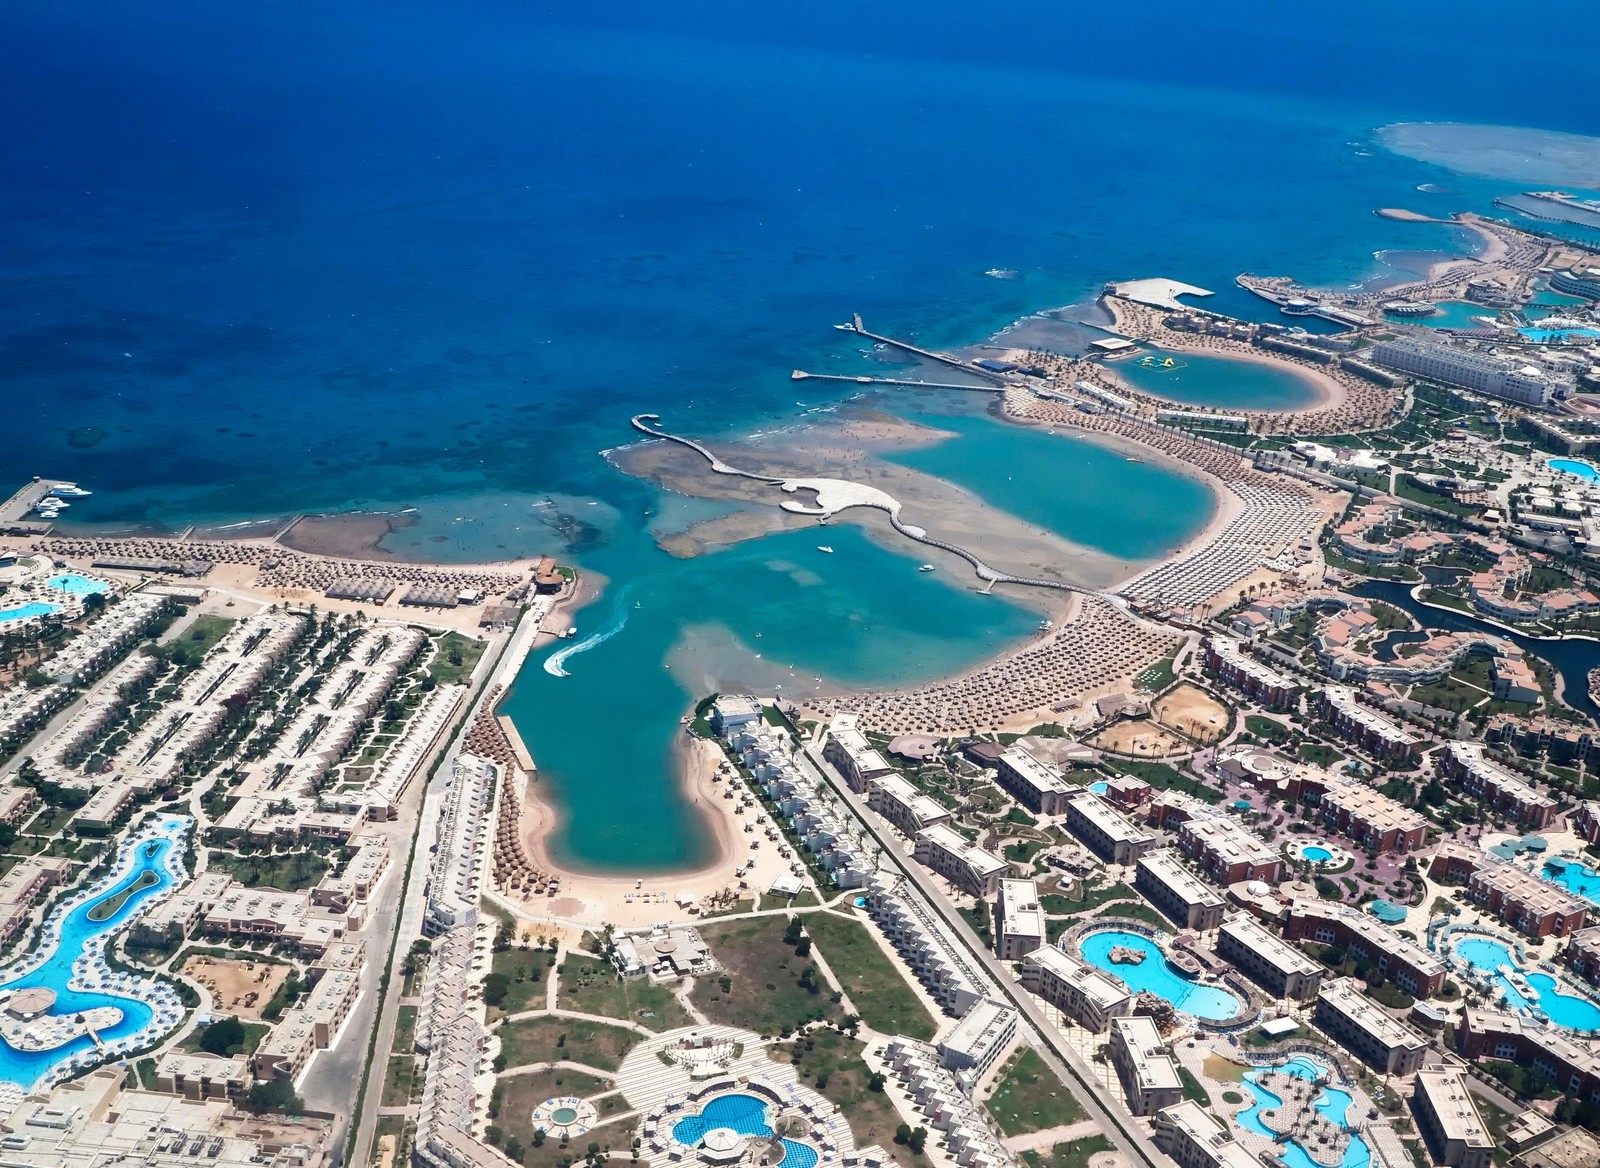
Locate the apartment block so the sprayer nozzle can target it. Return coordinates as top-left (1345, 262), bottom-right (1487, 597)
top-left (1467, 861), bottom-right (1589, 938)
top-left (1313, 978), bottom-right (1428, 1074)
top-left (1439, 742), bottom-right (1559, 829)
top-left (1153, 1100), bottom-right (1267, 1168)
top-left (1216, 915), bottom-right (1324, 1001)
top-left (1109, 1016), bottom-right (1183, 1116)
top-left (1136, 849), bottom-right (1226, 931)
top-left (994, 747), bottom-right (1074, 815)
top-left (1318, 782), bottom-right (1428, 853)
top-left (1204, 637), bottom-right (1297, 709)
top-left (1064, 792), bottom-right (1156, 864)
top-left (868, 774), bottom-right (952, 838)
top-left (1412, 1068), bottom-right (1493, 1168)
top-left (1457, 1007), bottom-right (1600, 1107)
top-left (823, 714), bottom-right (894, 791)
top-left (994, 878), bottom-right (1045, 961)
top-left (1283, 899), bottom-right (1446, 998)
top-left (914, 823), bottom-right (1008, 896)
top-left (1018, 945), bottom-right (1133, 1033)
top-left (1316, 687), bottom-right (1419, 762)
top-left (1176, 816), bottom-right (1283, 884)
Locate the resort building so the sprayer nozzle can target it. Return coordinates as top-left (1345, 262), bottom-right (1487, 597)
top-left (1018, 945), bottom-right (1133, 1033)
top-left (1439, 742), bottom-right (1559, 829)
top-left (134, 870), bottom-right (235, 947)
top-left (309, 831), bottom-right (390, 913)
top-left (1566, 925), bottom-right (1600, 985)
top-left (1370, 338), bottom-right (1556, 406)
top-left (865, 872), bottom-right (987, 1016)
top-left (1109, 1016), bottom-right (1184, 1116)
top-left (881, 1039), bottom-right (1015, 1168)
top-left (1318, 781), bottom-right (1428, 853)
top-left (867, 774), bottom-right (951, 838)
top-left (424, 752), bottom-right (498, 936)
top-left (252, 962), bottom-right (362, 1081)
top-left (152, 1051), bottom-right (250, 1102)
top-left (1203, 637), bottom-right (1297, 709)
top-left (1316, 687), bottom-right (1419, 762)
top-left (1176, 815), bottom-right (1283, 884)
top-left (1135, 849), bottom-right (1225, 931)
top-left (935, 996), bottom-right (1017, 1091)
top-left (1064, 793), bottom-right (1156, 864)
top-left (1283, 899), bottom-right (1446, 998)
top-left (1313, 978), bottom-right (1429, 1075)
top-left (1411, 1068), bottom-right (1494, 1168)
top-left (823, 713), bottom-right (894, 791)
top-left (1457, 1008), bottom-right (1600, 1107)
top-left (1152, 1099), bottom-right (1267, 1168)
top-left (993, 747), bottom-right (1074, 815)
top-left (1216, 916), bottom-right (1324, 1001)
top-left (1573, 800), bottom-right (1600, 845)
top-left (994, 878), bottom-right (1045, 961)
top-left (914, 823), bottom-right (1008, 896)
top-left (709, 696), bottom-right (763, 736)
top-left (0, 855), bottom-right (71, 946)
top-left (202, 882), bottom-right (352, 956)
top-left (1102, 776), bottom-right (1152, 810)
top-left (1466, 861), bottom-right (1589, 938)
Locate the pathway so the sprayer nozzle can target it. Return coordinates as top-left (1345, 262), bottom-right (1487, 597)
top-left (1002, 1119), bottom-right (1106, 1153)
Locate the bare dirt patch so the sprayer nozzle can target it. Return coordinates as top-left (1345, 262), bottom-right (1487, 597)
top-left (1086, 721), bottom-right (1189, 758)
top-left (1152, 683), bottom-right (1230, 743)
top-left (182, 955), bottom-right (290, 1020)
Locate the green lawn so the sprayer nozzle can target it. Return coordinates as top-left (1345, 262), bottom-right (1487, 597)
top-left (779, 1029), bottom-right (928, 1168)
top-left (178, 1018), bottom-right (270, 1056)
top-left (429, 632), bottom-right (487, 685)
top-left (392, 1005), bottom-right (418, 1055)
top-left (693, 915), bottom-right (842, 1036)
top-left (494, 1016), bottom-right (638, 1072)
top-left (1135, 658), bottom-right (1176, 692)
top-left (556, 954), bottom-right (691, 1031)
top-left (206, 848), bottom-right (330, 892)
top-left (985, 1047), bottom-right (1086, 1136)
top-left (803, 913), bottom-right (937, 1040)
top-left (1022, 1136), bottom-right (1116, 1168)
top-left (492, 1068), bottom-right (629, 1168)
top-left (1102, 759), bottom-right (1222, 804)
top-left (486, 948), bottom-right (553, 1019)
top-left (382, 1053), bottom-right (419, 1108)
top-left (1243, 716), bottom-right (1291, 744)
top-left (1039, 883), bottom-right (1137, 916)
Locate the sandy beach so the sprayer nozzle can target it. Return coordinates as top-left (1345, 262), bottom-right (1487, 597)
top-left (511, 732), bottom-right (797, 930)
top-left (277, 510), bottom-right (417, 559)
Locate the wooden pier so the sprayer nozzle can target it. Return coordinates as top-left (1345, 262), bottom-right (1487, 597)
top-left (791, 370), bottom-right (1002, 393)
top-left (0, 478), bottom-right (74, 535)
top-left (833, 313), bottom-right (1010, 385)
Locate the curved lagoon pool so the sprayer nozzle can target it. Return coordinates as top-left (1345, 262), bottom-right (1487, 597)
top-left (1543, 858), bottom-right (1600, 906)
top-left (1078, 930), bottom-right (1241, 1020)
top-left (671, 1092), bottom-right (820, 1168)
top-left (0, 602), bottom-right (60, 625)
top-left (46, 574), bottom-right (109, 596)
top-left (1452, 935), bottom-right (1600, 1030)
top-left (1237, 1055), bottom-right (1371, 1168)
top-left (0, 817), bottom-right (188, 1088)
top-left (1549, 459), bottom-right (1600, 483)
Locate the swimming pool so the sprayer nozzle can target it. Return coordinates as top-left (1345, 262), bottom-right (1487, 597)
top-left (0, 816), bottom-right (190, 1088)
top-left (0, 602), bottom-right (60, 625)
top-left (45, 574), bottom-right (108, 596)
top-left (1088, 781), bottom-right (1109, 795)
top-left (1521, 327), bottom-right (1600, 343)
top-left (1453, 935), bottom-right (1600, 1030)
top-left (1543, 858), bottom-right (1600, 907)
top-left (671, 1092), bottom-right (818, 1168)
top-left (1236, 1055), bottom-right (1371, 1168)
top-left (1078, 930), bottom-right (1241, 1020)
top-left (1366, 900), bottom-right (1407, 924)
top-left (1549, 458), bottom-right (1600, 483)
top-left (1301, 846), bottom-right (1333, 863)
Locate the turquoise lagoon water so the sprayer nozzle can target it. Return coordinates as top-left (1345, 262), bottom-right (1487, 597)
top-left (1077, 930), bottom-right (1241, 1020)
top-left (0, 819), bottom-right (185, 1088)
top-left (672, 1092), bottom-right (818, 1168)
top-left (46, 574), bottom-right (109, 596)
top-left (888, 411), bottom-right (1214, 564)
top-left (1522, 327), bottom-right (1600, 342)
top-left (0, 602), bottom-right (60, 625)
top-left (503, 521), bottom-right (1040, 870)
top-left (1105, 351), bottom-right (1320, 410)
top-left (1302, 845), bottom-right (1334, 862)
top-left (1237, 1055), bottom-right (1371, 1168)
top-left (1543, 859), bottom-right (1600, 906)
top-left (0, 2), bottom-right (1574, 873)
top-left (1452, 935), bottom-right (1600, 1030)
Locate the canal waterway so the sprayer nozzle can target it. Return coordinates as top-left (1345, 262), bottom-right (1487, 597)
top-left (1351, 580), bottom-right (1600, 721)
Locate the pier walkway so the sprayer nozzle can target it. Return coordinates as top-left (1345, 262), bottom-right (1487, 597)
top-left (832, 313), bottom-right (1009, 384)
top-left (791, 370), bottom-right (1000, 393)
top-left (0, 478), bottom-right (73, 534)
top-left (629, 415), bottom-right (1101, 598)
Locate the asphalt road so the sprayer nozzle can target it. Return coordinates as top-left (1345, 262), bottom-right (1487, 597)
top-left (793, 737), bottom-right (1168, 1168)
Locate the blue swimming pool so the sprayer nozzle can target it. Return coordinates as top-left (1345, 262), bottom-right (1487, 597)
top-left (0, 817), bottom-right (188, 1088)
top-left (671, 1093), bottom-right (818, 1168)
top-left (0, 602), bottom-right (60, 625)
top-left (1237, 1055), bottom-right (1370, 1168)
top-left (1088, 781), bottom-right (1109, 795)
top-left (45, 574), bottom-right (108, 596)
top-left (1543, 859), bottom-right (1600, 907)
top-left (1453, 935), bottom-right (1600, 1030)
top-left (1301, 845), bottom-right (1334, 863)
top-left (1549, 458), bottom-right (1600, 483)
top-left (1078, 930), bottom-right (1241, 1020)
top-left (1366, 900), bottom-right (1407, 924)
top-left (1521, 327), bottom-right (1600, 343)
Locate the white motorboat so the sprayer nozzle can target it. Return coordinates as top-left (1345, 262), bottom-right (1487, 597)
top-left (816, 545), bottom-right (833, 553)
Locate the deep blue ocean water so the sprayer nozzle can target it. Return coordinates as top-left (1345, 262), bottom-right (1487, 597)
top-left (4, 1), bottom-right (1596, 868)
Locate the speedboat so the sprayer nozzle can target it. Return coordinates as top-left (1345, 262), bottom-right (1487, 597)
top-left (51, 484), bottom-right (90, 497)
top-left (919, 564), bottom-right (935, 572)
top-left (816, 545), bottom-right (833, 554)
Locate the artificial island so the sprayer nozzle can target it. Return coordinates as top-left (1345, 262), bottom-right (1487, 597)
top-left (0, 208), bottom-right (1596, 1168)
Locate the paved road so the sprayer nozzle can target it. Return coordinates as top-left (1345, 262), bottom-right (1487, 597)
top-left (345, 617), bottom-right (535, 1168)
top-left (792, 737), bottom-right (1167, 1168)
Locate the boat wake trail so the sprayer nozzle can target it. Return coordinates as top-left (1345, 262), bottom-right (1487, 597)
top-left (543, 586), bottom-right (633, 677)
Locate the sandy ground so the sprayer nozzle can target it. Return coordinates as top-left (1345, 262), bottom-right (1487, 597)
top-left (276, 512), bottom-right (419, 559)
top-left (182, 955), bottom-right (289, 1021)
top-left (614, 408), bottom-right (1154, 595)
top-left (512, 735), bottom-right (798, 929)
top-left (1086, 722), bottom-right (1189, 757)
top-left (1152, 683), bottom-right (1229, 743)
